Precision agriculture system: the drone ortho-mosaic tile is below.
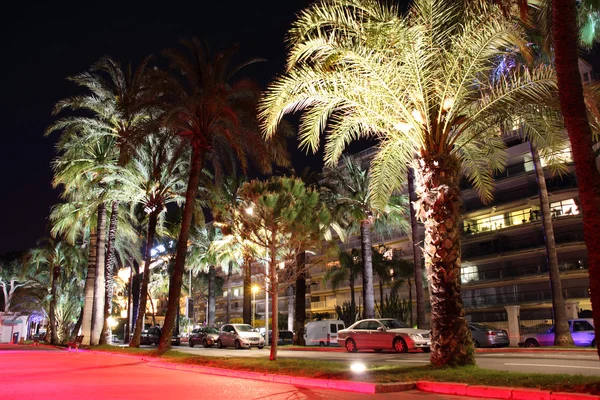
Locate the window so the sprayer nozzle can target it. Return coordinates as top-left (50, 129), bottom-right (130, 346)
top-left (354, 321), bottom-right (370, 330)
top-left (233, 288), bottom-right (240, 297)
top-left (550, 198), bottom-right (579, 217)
top-left (330, 324), bottom-right (337, 333)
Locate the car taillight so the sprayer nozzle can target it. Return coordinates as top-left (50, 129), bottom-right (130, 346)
top-left (485, 331), bottom-right (497, 336)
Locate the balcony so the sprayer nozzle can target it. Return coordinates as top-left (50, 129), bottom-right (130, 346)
top-left (462, 260), bottom-right (587, 284)
top-left (310, 299), bottom-right (338, 311)
top-left (463, 286), bottom-right (589, 309)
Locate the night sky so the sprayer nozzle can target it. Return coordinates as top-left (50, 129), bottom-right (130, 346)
top-left (1, 0), bottom-right (329, 253)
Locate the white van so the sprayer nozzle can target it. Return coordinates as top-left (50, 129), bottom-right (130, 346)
top-left (304, 320), bottom-right (345, 346)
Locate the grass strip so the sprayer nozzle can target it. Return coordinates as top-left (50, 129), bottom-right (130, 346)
top-left (93, 345), bottom-right (600, 395)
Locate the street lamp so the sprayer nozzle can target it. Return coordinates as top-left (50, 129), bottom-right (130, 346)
top-left (251, 285), bottom-right (259, 328)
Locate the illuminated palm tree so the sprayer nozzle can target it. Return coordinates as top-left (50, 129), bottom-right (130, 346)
top-left (260, 0), bottom-right (565, 366)
top-left (157, 39), bottom-right (289, 352)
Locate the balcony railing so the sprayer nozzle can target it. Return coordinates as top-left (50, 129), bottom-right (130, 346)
top-left (463, 286), bottom-right (589, 309)
top-left (461, 260), bottom-right (587, 284)
top-left (310, 298), bottom-right (338, 311)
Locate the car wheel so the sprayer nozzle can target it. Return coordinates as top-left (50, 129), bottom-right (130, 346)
top-left (422, 347), bottom-right (431, 353)
top-left (319, 341), bottom-right (325, 347)
top-left (591, 339), bottom-right (596, 348)
top-left (473, 339), bottom-right (480, 348)
top-left (189, 339), bottom-right (194, 348)
top-left (393, 337), bottom-right (408, 353)
top-left (373, 349), bottom-right (383, 353)
top-left (217, 339), bottom-right (224, 349)
top-left (524, 339), bottom-right (539, 348)
top-left (235, 340), bottom-right (241, 349)
top-left (345, 338), bottom-right (358, 353)
top-left (203, 339), bottom-right (208, 348)
top-left (258, 346), bottom-right (264, 349)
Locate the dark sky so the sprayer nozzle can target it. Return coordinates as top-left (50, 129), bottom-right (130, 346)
top-left (1, 0), bottom-right (329, 253)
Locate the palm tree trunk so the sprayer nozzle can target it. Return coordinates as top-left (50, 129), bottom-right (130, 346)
top-left (49, 262), bottom-right (61, 345)
top-left (294, 252), bottom-right (306, 345)
top-left (226, 263), bottom-right (232, 323)
top-left (553, 0), bottom-right (600, 357)
top-left (408, 168), bottom-right (426, 329)
top-left (159, 147), bottom-right (204, 352)
top-left (208, 265), bottom-right (216, 326)
top-left (92, 203), bottom-right (107, 345)
top-left (70, 305), bottom-right (84, 342)
top-left (531, 143), bottom-right (574, 346)
top-left (379, 278), bottom-right (384, 310)
top-left (243, 255), bottom-right (252, 325)
top-left (415, 154), bottom-right (473, 366)
top-left (269, 239), bottom-right (279, 361)
top-left (100, 200), bottom-right (119, 345)
top-left (360, 220), bottom-right (375, 319)
top-left (408, 277), bottom-right (413, 326)
top-left (349, 273), bottom-right (356, 312)
top-left (130, 211), bottom-right (158, 348)
top-left (81, 229), bottom-right (97, 346)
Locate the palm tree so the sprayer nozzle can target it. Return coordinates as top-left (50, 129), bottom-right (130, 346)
top-left (105, 131), bottom-right (188, 347)
top-left (324, 248), bottom-right (362, 318)
top-left (321, 156), bottom-right (409, 319)
top-left (407, 168), bottom-right (426, 328)
top-left (260, 0), bottom-right (565, 366)
top-left (157, 39), bottom-right (290, 352)
top-left (552, 0), bottom-right (600, 356)
top-left (29, 238), bottom-right (83, 345)
top-left (48, 56), bottom-right (155, 344)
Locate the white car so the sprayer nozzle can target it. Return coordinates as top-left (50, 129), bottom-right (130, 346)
top-left (337, 318), bottom-right (431, 353)
top-left (216, 324), bottom-right (265, 349)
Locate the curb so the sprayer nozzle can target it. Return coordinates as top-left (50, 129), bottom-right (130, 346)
top-left (415, 381), bottom-right (600, 400)
top-left (73, 349), bottom-right (600, 399)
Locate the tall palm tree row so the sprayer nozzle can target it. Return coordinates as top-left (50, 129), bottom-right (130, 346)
top-left (260, 0), bottom-right (566, 366)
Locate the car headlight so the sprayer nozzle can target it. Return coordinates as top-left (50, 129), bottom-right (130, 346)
top-left (409, 334), bottom-right (422, 340)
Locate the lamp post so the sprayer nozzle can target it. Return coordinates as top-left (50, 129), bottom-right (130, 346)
top-left (251, 285), bottom-right (259, 328)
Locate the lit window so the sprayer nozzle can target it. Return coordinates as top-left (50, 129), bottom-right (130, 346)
top-left (233, 288), bottom-right (240, 297)
top-left (550, 198), bottom-right (579, 217)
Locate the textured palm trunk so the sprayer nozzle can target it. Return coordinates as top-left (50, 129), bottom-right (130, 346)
top-left (70, 305), bottom-right (84, 342)
top-left (553, 0), bottom-right (600, 357)
top-left (100, 200), bottom-right (119, 345)
top-left (407, 277), bottom-right (413, 326)
top-left (349, 272), bottom-right (356, 312)
top-left (130, 211), bottom-right (158, 348)
top-left (293, 252), bottom-right (306, 345)
top-left (408, 168), bottom-right (427, 328)
top-left (415, 153), bottom-right (473, 366)
top-left (531, 144), bottom-right (574, 346)
top-left (81, 229), bottom-right (97, 346)
top-left (49, 262), bottom-right (60, 345)
top-left (243, 256), bottom-right (252, 325)
top-left (379, 278), bottom-right (384, 309)
top-left (226, 263), bottom-right (232, 323)
top-left (269, 239), bottom-right (279, 361)
top-left (208, 265), bottom-right (216, 326)
top-left (159, 147), bottom-right (204, 352)
top-left (360, 220), bottom-right (375, 319)
top-left (91, 203), bottom-right (107, 345)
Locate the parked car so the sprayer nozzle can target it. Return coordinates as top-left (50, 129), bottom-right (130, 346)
top-left (189, 327), bottom-right (219, 348)
top-left (140, 326), bottom-right (181, 346)
top-left (469, 323), bottom-right (510, 348)
top-left (217, 324), bottom-right (265, 349)
top-left (304, 320), bottom-right (345, 346)
top-left (263, 330), bottom-right (294, 345)
top-left (518, 318), bottom-right (595, 347)
top-left (337, 318), bottom-right (430, 353)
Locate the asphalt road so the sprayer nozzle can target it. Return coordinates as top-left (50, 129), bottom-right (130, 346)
top-left (0, 349), bottom-right (490, 400)
top-left (169, 344), bottom-right (600, 376)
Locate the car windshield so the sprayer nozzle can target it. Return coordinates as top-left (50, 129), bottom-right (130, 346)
top-left (235, 325), bottom-right (254, 332)
top-left (471, 323), bottom-right (497, 331)
top-left (205, 328), bottom-right (219, 334)
top-left (380, 319), bottom-right (409, 329)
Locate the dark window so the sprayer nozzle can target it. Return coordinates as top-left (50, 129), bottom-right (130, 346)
top-left (330, 324), bottom-right (337, 333)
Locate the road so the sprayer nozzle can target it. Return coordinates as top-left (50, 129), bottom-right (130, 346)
top-left (0, 348), bottom-right (489, 400)
top-left (170, 344), bottom-right (600, 376)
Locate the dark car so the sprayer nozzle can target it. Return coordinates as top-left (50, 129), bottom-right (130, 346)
top-left (469, 323), bottom-right (510, 348)
top-left (189, 327), bottom-right (219, 348)
top-left (263, 330), bottom-right (294, 345)
top-left (140, 326), bottom-right (180, 346)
